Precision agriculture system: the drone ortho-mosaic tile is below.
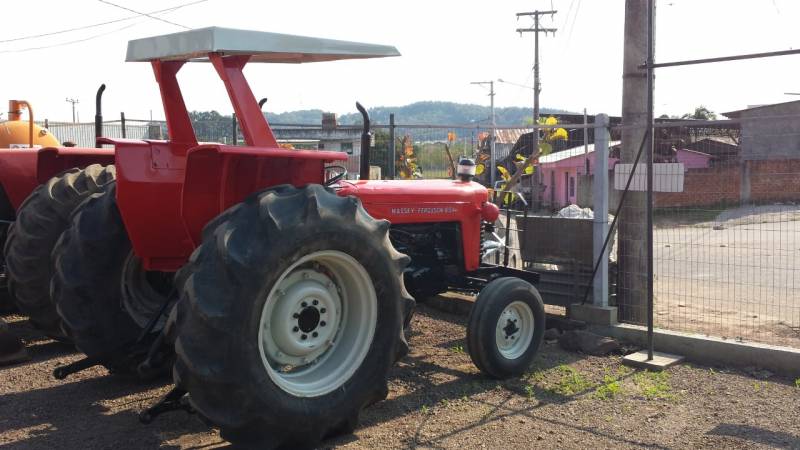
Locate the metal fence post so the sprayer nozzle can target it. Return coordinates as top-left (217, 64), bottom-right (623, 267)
top-left (232, 113), bottom-right (238, 146)
top-left (592, 113), bottom-right (610, 307)
top-left (120, 112), bottom-right (126, 138)
top-left (388, 113), bottom-right (396, 179)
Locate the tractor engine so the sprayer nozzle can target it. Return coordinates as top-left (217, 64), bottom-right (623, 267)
top-left (390, 222), bottom-right (464, 299)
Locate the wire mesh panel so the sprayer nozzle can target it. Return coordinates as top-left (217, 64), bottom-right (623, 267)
top-left (614, 117), bottom-right (800, 348)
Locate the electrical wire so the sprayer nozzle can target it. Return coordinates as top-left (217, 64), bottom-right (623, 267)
top-left (0, 21), bottom-right (142, 53)
top-left (0, 0), bottom-right (206, 44)
top-left (560, 0), bottom-right (576, 31)
top-left (564, 0), bottom-right (582, 49)
top-left (98, 0), bottom-right (192, 30)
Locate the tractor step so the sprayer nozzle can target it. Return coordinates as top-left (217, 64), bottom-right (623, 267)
top-left (139, 387), bottom-right (193, 424)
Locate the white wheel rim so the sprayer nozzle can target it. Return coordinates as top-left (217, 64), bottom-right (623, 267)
top-left (258, 250), bottom-right (377, 397)
top-left (495, 301), bottom-right (535, 360)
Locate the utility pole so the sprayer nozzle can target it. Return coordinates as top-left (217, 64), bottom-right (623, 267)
top-left (65, 98), bottom-right (79, 123)
top-left (619, 0), bottom-right (653, 323)
top-left (510, 10), bottom-right (556, 202)
top-left (471, 81), bottom-right (496, 186)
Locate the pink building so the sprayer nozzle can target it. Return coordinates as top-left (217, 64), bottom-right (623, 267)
top-left (538, 143), bottom-right (711, 209)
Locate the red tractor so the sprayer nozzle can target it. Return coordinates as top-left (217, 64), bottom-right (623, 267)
top-left (49, 28), bottom-right (546, 448)
top-left (0, 99), bottom-right (115, 337)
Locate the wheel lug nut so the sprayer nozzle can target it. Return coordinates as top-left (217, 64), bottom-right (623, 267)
top-left (293, 313), bottom-right (299, 319)
top-left (320, 321), bottom-right (326, 327)
top-left (301, 301), bottom-right (308, 308)
top-left (292, 326), bottom-right (299, 332)
top-left (320, 308), bottom-right (327, 313)
top-left (312, 299), bottom-right (319, 306)
top-left (312, 332), bottom-right (318, 338)
top-left (301, 334), bottom-right (308, 340)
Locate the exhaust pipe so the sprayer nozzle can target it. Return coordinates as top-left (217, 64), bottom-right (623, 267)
top-left (95, 84), bottom-right (106, 148)
top-left (356, 102), bottom-right (370, 180)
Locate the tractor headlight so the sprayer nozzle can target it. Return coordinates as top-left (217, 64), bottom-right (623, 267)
top-left (457, 157), bottom-right (477, 181)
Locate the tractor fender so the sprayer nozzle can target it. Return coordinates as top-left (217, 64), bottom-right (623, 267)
top-left (0, 147), bottom-right (114, 212)
top-left (181, 144), bottom-right (347, 251)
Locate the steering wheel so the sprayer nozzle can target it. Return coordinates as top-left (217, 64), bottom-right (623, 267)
top-left (324, 165), bottom-right (348, 187)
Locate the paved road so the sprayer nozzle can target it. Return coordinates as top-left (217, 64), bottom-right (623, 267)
top-left (653, 217), bottom-right (800, 347)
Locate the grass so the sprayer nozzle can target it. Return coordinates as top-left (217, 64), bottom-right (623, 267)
top-left (524, 384), bottom-right (535, 399)
top-left (449, 345), bottom-right (464, 354)
top-left (549, 365), bottom-right (595, 396)
top-left (420, 405), bottom-right (430, 415)
top-left (795, 378), bottom-right (800, 388)
top-left (633, 370), bottom-right (674, 400)
top-left (594, 374), bottom-right (623, 400)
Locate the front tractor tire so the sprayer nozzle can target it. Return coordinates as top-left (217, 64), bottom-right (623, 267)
top-left (52, 182), bottom-right (174, 374)
top-left (467, 277), bottom-right (545, 379)
top-left (4, 164), bottom-right (116, 337)
top-left (171, 184), bottom-right (413, 448)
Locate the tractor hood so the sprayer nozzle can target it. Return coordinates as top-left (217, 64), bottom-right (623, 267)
top-left (337, 179), bottom-right (491, 225)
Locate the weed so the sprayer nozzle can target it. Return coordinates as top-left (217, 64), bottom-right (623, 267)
top-left (551, 365), bottom-right (595, 396)
top-left (595, 375), bottom-right (623, 400)
top-left (527, 369), bottom-right (546, 384)
top-left (439, 399), bottom-right (450, 408)
top-left (616, 366), bottom-right (633, 377)
top-left (795, 378), bottom-right (800, 388)
top-left (633, 370), bottom-right (673, 400)
top-left (461, 395), bottom-right (469, 402)
top-left (420, 405), bottom-right (430, 415)
top-left (524, 384), bottom-right (535, 399)
top-left (449, 345), bottom-right (464, 354)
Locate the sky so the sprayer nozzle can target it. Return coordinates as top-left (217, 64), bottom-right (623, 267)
top-left (1, 0), bottom-right (799, 123)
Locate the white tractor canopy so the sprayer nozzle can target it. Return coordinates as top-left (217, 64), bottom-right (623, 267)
top-left (126, 27), bottom-right (401, 63)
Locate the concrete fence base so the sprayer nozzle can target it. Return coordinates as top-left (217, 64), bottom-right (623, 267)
top-left (592, 323), bottom-right (800, 378)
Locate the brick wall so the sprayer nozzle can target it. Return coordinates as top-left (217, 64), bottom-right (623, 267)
top-left (748, 159), bottom-right (800, 203)
top-left (655, 164), bottom-right (740, 208)
top-left (579, 159), bottom-right (800, 209)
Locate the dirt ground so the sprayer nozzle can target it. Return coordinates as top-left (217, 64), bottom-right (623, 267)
top-left (1, 304), bottom-right (799, 449)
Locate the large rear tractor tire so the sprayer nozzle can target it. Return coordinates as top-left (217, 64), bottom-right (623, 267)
top-left (52, 182), bottom-right (174, 374)
top-left (4, 165), bottom-right (116, 338)
top-left (171, 184), bottom-right (414, 448)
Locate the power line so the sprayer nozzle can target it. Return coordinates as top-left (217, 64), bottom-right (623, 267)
top-left (0, 21), bottom-right (141, 54)
top-left (98, 0), bottom-right (192, 30)
top-left (0, 0), bottom-right (206, 44)
top-left (565, 0), bottom-right (582, 48)
top-left (561, 0), bottom-right (576, 31)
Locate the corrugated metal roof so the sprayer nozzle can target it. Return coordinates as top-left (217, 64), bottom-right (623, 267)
top-left (494, 129), bottom-right (530, 144)
top-left (538, 141), bottom-right (621, 164)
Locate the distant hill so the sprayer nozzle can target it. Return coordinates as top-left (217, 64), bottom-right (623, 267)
top-left (265, 101), bottom-right (573, 126)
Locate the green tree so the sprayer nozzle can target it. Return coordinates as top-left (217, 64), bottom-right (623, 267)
top-left (681, 106), bottom-right (717, 120)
